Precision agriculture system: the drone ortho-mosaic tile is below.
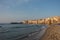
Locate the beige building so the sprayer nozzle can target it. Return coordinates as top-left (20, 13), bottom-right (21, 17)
top-left (31, 20), bottom-right (37, 24)
top-left (23, 16), bottom-right (60, 25)
top-left (27, 20), bottom-right (32, 24)
top-left (37, 19), bottom-right (45, 24)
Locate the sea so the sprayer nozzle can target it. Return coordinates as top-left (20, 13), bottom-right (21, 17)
top-left (0, 24), bottom-right (47, 40)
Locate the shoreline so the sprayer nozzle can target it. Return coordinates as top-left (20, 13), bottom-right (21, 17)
top-left (16, 25), bottom-right (47, 40)
top-left (40, 25), bottom-right (60, 40)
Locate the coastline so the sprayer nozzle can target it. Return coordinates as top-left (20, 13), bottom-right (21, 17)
top-left (16, 25), bottom-right (47, 40)
top-left (40, 25), bottom-right (60, 40)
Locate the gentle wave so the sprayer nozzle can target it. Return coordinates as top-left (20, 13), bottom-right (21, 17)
top-left (0, 24), bottom-right (47, 40)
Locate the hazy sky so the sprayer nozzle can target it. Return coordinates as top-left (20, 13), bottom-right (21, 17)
top-left (0, 0), bottom-right (60, 23)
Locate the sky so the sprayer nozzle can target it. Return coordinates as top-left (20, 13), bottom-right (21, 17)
top-left (0, 0), bottom-right (60, 23)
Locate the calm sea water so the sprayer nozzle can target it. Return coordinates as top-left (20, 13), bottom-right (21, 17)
top-left (0, 24), bottom-right (47, 40)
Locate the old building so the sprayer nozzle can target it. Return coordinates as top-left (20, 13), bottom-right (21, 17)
top-left (23, 16), bottom-right (60, 25)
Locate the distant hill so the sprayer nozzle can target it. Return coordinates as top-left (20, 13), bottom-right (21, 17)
top-left (10, 22), bottom-right (24, 24)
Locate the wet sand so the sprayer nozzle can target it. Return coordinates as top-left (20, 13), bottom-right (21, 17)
top-left (40, 25), bottom-right (60, 40)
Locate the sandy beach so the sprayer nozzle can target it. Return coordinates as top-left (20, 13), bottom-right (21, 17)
top-left (40, 25), bottom-right (60, 40)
